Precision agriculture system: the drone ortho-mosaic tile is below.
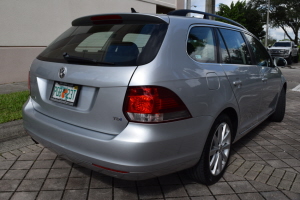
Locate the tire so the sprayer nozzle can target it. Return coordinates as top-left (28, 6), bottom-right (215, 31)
top-left (293, 53), bottom-right (299, 63)
top-left (269, 88), bottom-right (286, 122)
top-left (287, 54), bottom-right (292, 65)
top-left (186, 114), bottom-right (232, 185)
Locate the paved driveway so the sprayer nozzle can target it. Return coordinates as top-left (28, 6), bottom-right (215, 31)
top-left (1, 66), bottom-right (300, 200)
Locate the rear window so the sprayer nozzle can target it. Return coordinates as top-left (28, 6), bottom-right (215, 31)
top-left (37, 24), bottom-right (168, 66)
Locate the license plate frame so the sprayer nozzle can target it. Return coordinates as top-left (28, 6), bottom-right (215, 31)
top-left (50, 82), bottom-right (81, 106)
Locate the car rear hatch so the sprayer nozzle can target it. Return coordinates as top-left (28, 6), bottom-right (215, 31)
top-left (29, 13), bottom-right (169, 135)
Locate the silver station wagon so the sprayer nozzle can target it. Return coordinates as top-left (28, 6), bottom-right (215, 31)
top-left (23, 9), bottom-right (286, 185)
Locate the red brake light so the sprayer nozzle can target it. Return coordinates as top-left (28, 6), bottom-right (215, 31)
top-left (124, 86), bottom-right (191, 123)
top-left (90, 15), bottom-right (122, 21)
top-left (90, 15), bottom-right (123, 25)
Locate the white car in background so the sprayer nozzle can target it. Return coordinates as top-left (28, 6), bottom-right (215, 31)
top-left (269, 41), bottom-right (299, 64)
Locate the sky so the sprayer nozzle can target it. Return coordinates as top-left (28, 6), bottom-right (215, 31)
top-left (190, 0), bottom-right (294, 42)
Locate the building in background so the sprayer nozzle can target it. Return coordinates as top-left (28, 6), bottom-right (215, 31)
top-left (0, 0), bottom-right (176, 84)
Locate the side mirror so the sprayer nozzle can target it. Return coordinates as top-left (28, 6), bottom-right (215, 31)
top-left (293, 45), bottom-right (298, 48)
top-left (274, 57), bottom-right (287, 68)
top-left (268, 45), bottom-right (271, 48)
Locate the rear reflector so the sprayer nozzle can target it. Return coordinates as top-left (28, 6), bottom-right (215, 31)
top-left (92, 163), bottom-right (129, 174)
top-left (124, 86), bottom-right (191, 123)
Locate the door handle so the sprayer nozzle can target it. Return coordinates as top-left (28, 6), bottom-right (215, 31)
top-left (262, 77), bottom-right (268, 82)
top-left (233, 80), bottom-right (242, 86)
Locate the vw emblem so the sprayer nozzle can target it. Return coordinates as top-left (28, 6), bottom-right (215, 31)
top-left (59, 67), bottom-right (67, 79)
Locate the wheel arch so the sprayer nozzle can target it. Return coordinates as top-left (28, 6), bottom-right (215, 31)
top-left (217, 107), bottom-right (238, 141)
top-left (283, 81), bottom-right (287, 92)
top-left (186, 106), bottom-right (238, 184)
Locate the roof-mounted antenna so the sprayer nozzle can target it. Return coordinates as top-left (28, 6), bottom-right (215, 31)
top-left (131, 8), bottom-right (138, 13)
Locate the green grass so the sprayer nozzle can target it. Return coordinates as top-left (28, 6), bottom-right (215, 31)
top-left (0, 91), bottom-right (29, 124)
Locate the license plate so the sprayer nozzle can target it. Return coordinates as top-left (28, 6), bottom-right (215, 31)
top-left (50, 82), bottom-right (80, 106)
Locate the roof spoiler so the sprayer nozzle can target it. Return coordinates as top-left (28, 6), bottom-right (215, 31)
top-left (72, 14), bottom-right (167, 26)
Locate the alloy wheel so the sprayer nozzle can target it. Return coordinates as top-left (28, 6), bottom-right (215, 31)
top-left (209, 122), bottom-right (231, 176)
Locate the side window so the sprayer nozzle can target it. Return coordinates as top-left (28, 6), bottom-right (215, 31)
top-left (244, 34), bottom-right (271, 67)
top-left (219, 29), bottom-right (251, 65)
top-left (187, 27), bottom-right (216, 63)
top-left (216, 29), bottom-right (231, 64)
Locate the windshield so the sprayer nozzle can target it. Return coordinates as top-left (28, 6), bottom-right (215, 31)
top-left (273, 42), bottom-right (291, 47)
top-left (37, 24), bottom-right (168, 66)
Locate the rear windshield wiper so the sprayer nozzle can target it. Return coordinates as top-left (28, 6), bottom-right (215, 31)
top-left (63, 52), bottom-right (115, 65)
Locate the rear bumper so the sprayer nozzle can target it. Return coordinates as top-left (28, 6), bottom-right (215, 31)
top-left (23, 98), bottom-right (214, 180)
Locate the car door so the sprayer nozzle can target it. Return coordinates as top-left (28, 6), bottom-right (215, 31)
top-left (244, 34), bottom-right (281, 120)
top-left (217, 28), bottom-right (262, 134)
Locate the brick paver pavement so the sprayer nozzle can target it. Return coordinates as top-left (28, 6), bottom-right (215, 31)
top-left (1, 72), bottom-right (300, 199)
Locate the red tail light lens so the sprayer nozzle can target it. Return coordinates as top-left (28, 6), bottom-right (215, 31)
top-left (124, 86), bottom-right (191, 123)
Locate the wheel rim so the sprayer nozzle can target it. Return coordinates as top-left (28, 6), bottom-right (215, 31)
top-left (209, 122), bottom-right (231, 176)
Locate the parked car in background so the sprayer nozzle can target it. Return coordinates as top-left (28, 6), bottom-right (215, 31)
top-left (268, 41), bottom-right (299, 65)
top-left (23, 9), bottom-right (287, 185)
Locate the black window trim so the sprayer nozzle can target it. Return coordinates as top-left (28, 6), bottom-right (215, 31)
top-left (214, 28), bottom-right (232, 64)
top-left (240, 32), bottom-right (256, 66)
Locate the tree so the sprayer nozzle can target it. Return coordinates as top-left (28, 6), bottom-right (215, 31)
top-left (250, 0), bottom-right (300, 45)
top-left (216, 1), bottom-right (266, 40)
top-left (261, 35), bottom-right (277, 47)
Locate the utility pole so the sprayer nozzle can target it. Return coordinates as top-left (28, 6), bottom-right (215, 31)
top-left (184, 0), bottom-right (191, 16)
top-left (186, 0), bottom-right (191, 9)
top-left (205, 0), bottom-right (215, 19)
top-left (176, 0), bottom-right (189, 9)
top-left (265, 0), bottom-right (270, 47)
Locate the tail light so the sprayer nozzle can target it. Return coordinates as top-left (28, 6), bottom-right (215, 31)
top-left (123, 86), bottom-right (191, 123)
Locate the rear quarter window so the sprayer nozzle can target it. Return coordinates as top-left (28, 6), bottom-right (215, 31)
top-left (187, 27), bottom-right (217, 63)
